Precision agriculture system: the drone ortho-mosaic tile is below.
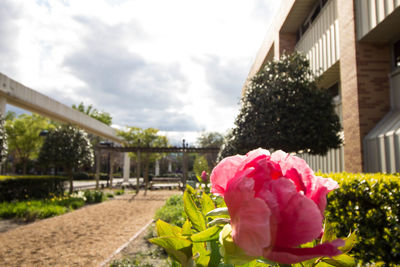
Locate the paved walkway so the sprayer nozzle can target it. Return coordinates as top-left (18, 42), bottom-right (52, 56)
top-left (0, 190), bottom-right (179, 266)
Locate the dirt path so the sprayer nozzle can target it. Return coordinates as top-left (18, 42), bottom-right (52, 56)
top-left (0, 190), bottom-right (180, 267)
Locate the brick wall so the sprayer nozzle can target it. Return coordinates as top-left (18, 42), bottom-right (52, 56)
top-left (279, 33), bottom-right (297, 56)
top-left (338, 0), bottom-right (391, 172)
top-left (356, 43), bottom-right (391, 140)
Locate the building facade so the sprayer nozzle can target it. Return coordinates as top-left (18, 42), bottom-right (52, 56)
top-left (243, 0), bottom-right (400, 173)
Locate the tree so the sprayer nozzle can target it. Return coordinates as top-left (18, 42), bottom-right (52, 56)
top-left (117, 127), bottom-right (169, 192)
top-left (231, 52), bottom-right (342, 156)
top-left (38, 125), bottom-right (94, 193)
top-left (5, 114), bottom-right (52, 174)
top-left (0, 113), bottom-right (7, 172)
top-left (193, 154), bottom-right (209, 177)
top-left (72, 102), bottom-right (112, 126)
top-left (196, 132), bottom-right (223, 168)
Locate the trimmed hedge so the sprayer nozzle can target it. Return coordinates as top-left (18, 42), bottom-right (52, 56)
top-left (0, 176), bottom-right (67, 201)
top-left (322, 172), bottom-right (400, 265)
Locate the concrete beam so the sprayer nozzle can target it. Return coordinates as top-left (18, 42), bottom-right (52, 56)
top-left (0, 73), bottom-right (122, 143)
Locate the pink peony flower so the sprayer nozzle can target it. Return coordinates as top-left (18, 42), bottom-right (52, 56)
top-left (201, 171), bottom-right (208, 182)
top-left (210, 148), bottom-right (344, 264)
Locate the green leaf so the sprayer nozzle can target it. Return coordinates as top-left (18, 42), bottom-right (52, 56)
top-left (193, 242), bottom-right (210, 267)
top-left (320, 254), bottom-right (356, 267)
top-left (149, 236), bottom-right (193, 267)
top-left (196, 175), bottom-right (203, 183)
top-left (156, 219), bottom-right (182, 237)
top-left (183, 189), bottom-right (206, 232)
top-left (339, 231), bottom-right (357, 253)
top-left (321, 221), bottom-right (337, 243)
top-left (186, 184), bottom-right (196, 194)
top-left (208, 218), bottom-right (230, 226)
top-left (182, 219), bottom-right (192, 236)
top-left (191, 225), bottom-right (221, 242)
top-left (209, 240), bottom-right (222, 266)
top-left (201, 192), bottom-right (215, 215)
top-left (206, 207), bottom-right (229, 217)
top-left (257, 258), bottom-right (279, 266)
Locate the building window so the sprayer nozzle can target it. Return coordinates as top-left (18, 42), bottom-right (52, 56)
top-left (394, 40), bottom-right (400, 69)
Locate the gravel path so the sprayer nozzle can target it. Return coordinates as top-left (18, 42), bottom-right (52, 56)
top-left (0, 190), bottom-right (179, 267)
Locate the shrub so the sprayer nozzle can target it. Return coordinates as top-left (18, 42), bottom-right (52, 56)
top-left (115, 189), bottom-right (125, 195)
top-left (0, 176), bottom-right (67, 202)
top-left (323, 172), bottom-right (400, 265)
top-left (154, 194), bottom-right (186, 227)
top-left (83, 190), bottom-right (105, 204)
top-left (0, 197), bottom-right (85, 221)
top-left (72, 172), bottom-right (92, 180)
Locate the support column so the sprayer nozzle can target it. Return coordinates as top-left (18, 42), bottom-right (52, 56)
top-left (109, 152), bottom-right (114, 188)
top-left (155, 159), bottom-right (160, 176)
top-left (0, 96), bottom-right (6, 115)
top-left (136, 150), bottom-right (141, 193)
top-left (168, 160), bottom-right (172, 172)
top-left (0, 97), bottom-right (5, 174)
top-left (123, 152), bottom-right (130, 183)
top-left (95, 148), bottom-right (101, 189)
top-left (182, 152), bottom-right (188, 189)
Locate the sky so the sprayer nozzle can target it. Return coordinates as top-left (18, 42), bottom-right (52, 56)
top-left (0, 0), bottom-right (280, 145)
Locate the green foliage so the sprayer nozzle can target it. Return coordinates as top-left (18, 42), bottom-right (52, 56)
top-left (0, 197), bottom-right (85, 221)
top-left (5, 113), bottom-right (53, 174)
top-left (38, 125), bottom-right (94, 171)
top-left (150, 185), bottom-right (355, 267)
top-left (83, 190), bottom-right (105, 203)
top-left (0, 176), bottom-right (67, 202)
top-left (193, 155), bottom-right (209, 178)
top-left (72, 102), bottom-right (112, 126)
top-left (38, 124), bottom-right (94, 192)
top-left (0, 113), bottom-right (7, 164)
top-left (117, 126), bottom-right (169, 188)
top-left (115, 189), bottom-right (125, 195)
top-left (155, 194), bottom-right (186, 227)
top-left (196, 132), bottom-right (224, 167)
top-left (224, 52), bottom-right (342, 157)
top-left (323, 172), bottom-right (400, 265)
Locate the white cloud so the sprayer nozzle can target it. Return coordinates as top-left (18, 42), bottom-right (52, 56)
top-left (1, 0), bottom-right (281, 140)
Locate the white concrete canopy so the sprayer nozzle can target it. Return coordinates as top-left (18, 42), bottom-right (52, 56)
top-left (0, 72), bottom-right (122, 143)
top-left (0, 72), bottom-right (133, 183)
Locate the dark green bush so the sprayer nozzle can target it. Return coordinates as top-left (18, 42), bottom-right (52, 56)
top-left (323, 172), bottom-right (400, 265)
top-left (83, 190), bottom-right (105, 203)
top-left (72, 172), bottom-right (92, 180)
top-left (0, 176), bottom-right (67, 201)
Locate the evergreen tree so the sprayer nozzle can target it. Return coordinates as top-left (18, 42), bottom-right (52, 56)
top-left (228, 52), bottom-right (342, 156)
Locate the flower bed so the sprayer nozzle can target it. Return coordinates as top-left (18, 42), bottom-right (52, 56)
top-left (146, 151), bottom-right (399, 266)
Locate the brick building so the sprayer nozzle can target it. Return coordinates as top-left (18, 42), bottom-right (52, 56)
top-left (243, 0), bottom-right (400, 173)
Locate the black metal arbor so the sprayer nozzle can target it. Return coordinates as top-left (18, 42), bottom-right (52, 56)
top-left (94, 140), bottom-right (219, 191)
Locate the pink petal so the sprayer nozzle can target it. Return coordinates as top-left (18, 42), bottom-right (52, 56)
top-left (210, 154), bottom-right (245, 196)
top-left (307, 176), bottom-right (339, 214)
top-left (264, 239), bottom-right (345, 264)
top-left (258, 179), bottom-right (323, 248)
top-left (243, 156), bottom-right (283, 194)
top-left (270, 150), bottom-right (339, 213)
top-left (225, 175), bottom-right (272, 257)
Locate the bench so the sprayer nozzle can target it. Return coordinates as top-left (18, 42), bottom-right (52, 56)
top-left (150, 177), bottom-right (183, 190)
